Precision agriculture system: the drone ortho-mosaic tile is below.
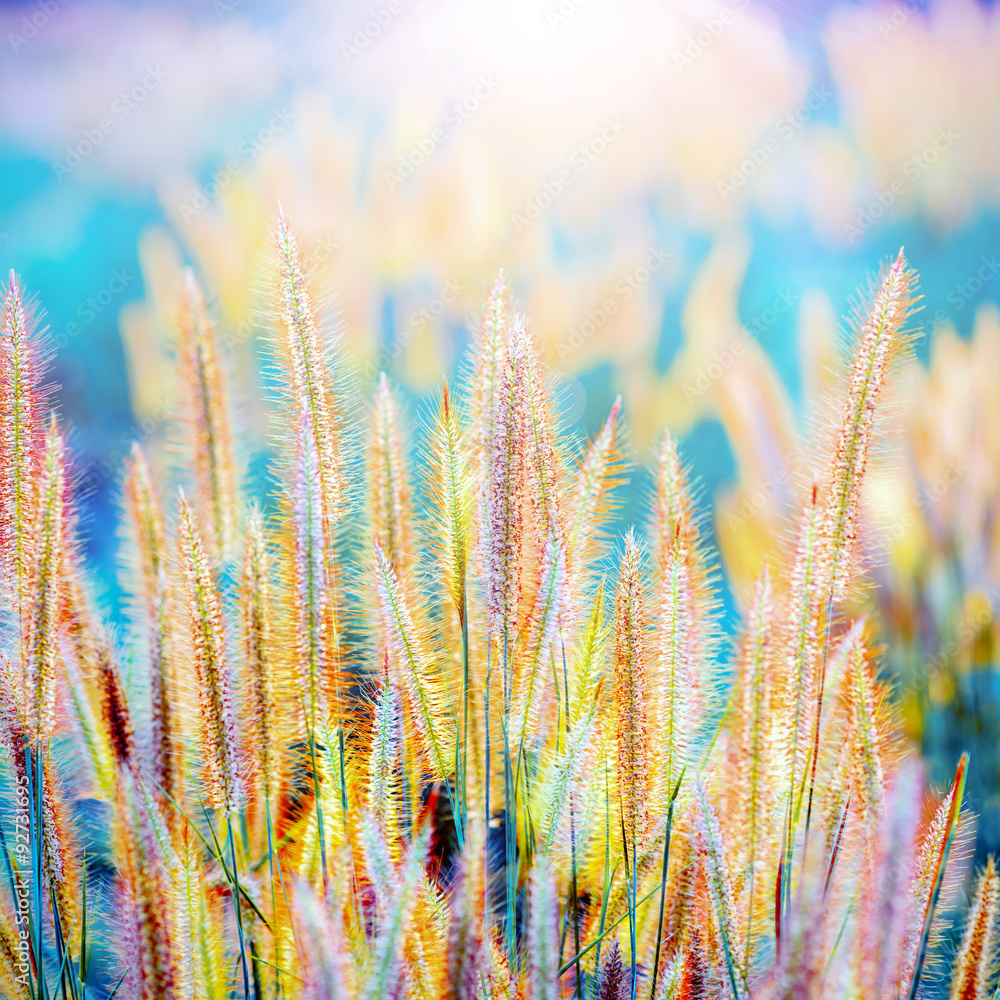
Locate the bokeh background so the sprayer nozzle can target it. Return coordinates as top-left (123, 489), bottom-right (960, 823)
top-left (2, 0), bottom-right (1000, 855)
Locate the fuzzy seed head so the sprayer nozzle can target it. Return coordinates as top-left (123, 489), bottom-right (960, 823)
top-left (613, 529), bottom-right (651, 843)
top-left (822, 250), bottom-right (916, 602)
top-left (241, 505), bottom-right (277, 801)
top-left (177, 492), bottom-right (242, 813)
top-left (176, 271), bottom-right (238, 562)
top-left (24, 417), bottom-right (69, 737)
top-left (480, 323), bottom-right (530, 635)
top-left (950, 857), bottom-right (1000, 1000)
top-left (370, 373), bottom-right (411, 574)
top-left (0, 271), bottom-right (46, 620)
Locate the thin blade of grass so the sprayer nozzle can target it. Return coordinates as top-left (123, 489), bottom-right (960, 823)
top-left (650, 766), bottom-right (685, 998)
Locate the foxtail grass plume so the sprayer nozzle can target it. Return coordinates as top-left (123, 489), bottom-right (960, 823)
top-left (175, 270), bottom-right (239, 562)
top-left (0, 271), bottom-right (46, 628)
top-left (949, 857), bottom-right (1000, 1000)
top-left (177, 491), bottom-right (243, 814)
top-left (369, 372), bottom-right (411, 575)
top-left (820, 250), bottom-right (917, 603)
top-left (613, 529), bottom-right (652, 846)
top-left (425, 378), bottom-right (470, 624)
top-left (122, 442), bottom-right (179, 814)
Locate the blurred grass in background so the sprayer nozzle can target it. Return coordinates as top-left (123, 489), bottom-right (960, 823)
top-left (2, 0), bottom-right (1000, 857)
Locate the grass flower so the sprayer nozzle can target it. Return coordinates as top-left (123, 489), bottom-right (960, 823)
top-left (177, 491), bottom-right (243, 815)
top-left (175, 271), bottom-right (238, 563)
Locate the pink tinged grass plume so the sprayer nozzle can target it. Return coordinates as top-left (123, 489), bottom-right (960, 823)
top-left (949, 857), bottom-right (1000, 1000)
top-left (241, 506), bottom-right (277, 803)
top-left (470, 271), bottom-right (511, 463)
top-left (565, 396), bottom-right (623, 582)
top-left (652, 432), bottom-right (716, 604)
top-left (653, 433), bottom-right (692, 566)
top-left (24, 416), bottom-right (68, 738)
top-left (520, 329), bottom-right (563, 540)
top-left (426, 379), bottom-right (470, 623)
top-left (360, 816), bottom-right (432, 1000)
top-left (272, 218), bottom-right (351, 735)
top-left (821, 249), bottom-right (917, 603)
top-left (372, 537), bottom-right (452, 778)
top-left (527, 857), bottom-right (561, 1000)
top-left (513, 527), bottom-right (569, 750)
top-left (735, 569), bottom-right (774, 932)
top-left (857, 759), bottom-right (923, 999)
top-left (480, 323), bottom-right (530, 638)
top-left (60, 573), bottom-right (116, 796)
top-left (783, 490), bottom-right (825, 794)
top-left (102, 648), bottom-right (185, 999)
top-left (177, 492), bottom-right (243, 814)
top-left (444, 822), bottom-right (489, 1000)
top-left (0, 272), bottom-right (46, 637)
top-left (291, 413), bottom-right (330, 725)
top-left (841, 619), bottom-right (889, 820)
top-left (115, 774), bottom-right (183, 1000)
top-left (122, 443), bottom-right (179, 813)
top-left (651, 434), bottom-right (714, 760)
top-left (898, 754), bottom-right (969, 994)
top-left (273, 212), bottom-right (345, 548)
top-left (296, 882), bottom-right (352, 1000)
top-left (370, 372), bottom-right (411, 575)
top-left (367, 683), bottom-right (401, 844)
top-left (175, 271), bottom-right (238, 563)
top-left (613, 529), bottom-right (652, 846)
top-left (696, 784), bottom-right (747, 997)
top-left (656, 536), bottom-right (698, 801)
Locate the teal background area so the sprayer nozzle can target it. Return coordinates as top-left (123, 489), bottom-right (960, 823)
top-left (1, 0), bottom-right (998, 619)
